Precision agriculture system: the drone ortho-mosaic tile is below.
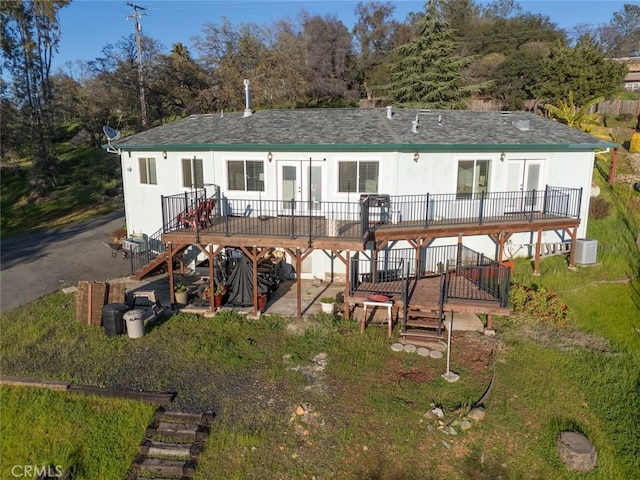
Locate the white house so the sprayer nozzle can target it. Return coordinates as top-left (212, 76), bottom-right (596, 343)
top-left (110, 106), bottom-right (613, 282)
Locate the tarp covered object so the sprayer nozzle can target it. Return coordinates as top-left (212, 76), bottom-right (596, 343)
top-left (226, 256), bottom-right (273, 307)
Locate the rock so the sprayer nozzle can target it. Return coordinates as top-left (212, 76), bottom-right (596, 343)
top-left (483, 328), bottom-right (496, 337)
top-left (431, 407), bottom-right (444, 418)
top-left (429, 350), bottom-right (443, 359)
top-left (556, 431), bottom-right (597, 473)
top-left (443, 424), bottom-right (458, 435)
top-left (295, 405), bottom-right (307, 416)
top-left (460, 419), bottom-right (473, 431)
top-left (467, 407), bottom-right (486, 422)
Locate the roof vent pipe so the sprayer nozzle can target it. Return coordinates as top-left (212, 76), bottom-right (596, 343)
top-left (243, 79), bottom-right (252, 117)
top-left (411, 120), bottom-right (419, 133)
top-left (386, 106), bottom-right (393, 119)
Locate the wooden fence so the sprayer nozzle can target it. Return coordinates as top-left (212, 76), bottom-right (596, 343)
top-left (467, 98), bottom-right (640, 116)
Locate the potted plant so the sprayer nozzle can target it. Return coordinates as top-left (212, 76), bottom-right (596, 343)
top-left (213, 284), bottom-right (226, 308)
top-left (320, 296), bottom-right (336, 314)
top-left (174, 284), bottom-right (188, 305)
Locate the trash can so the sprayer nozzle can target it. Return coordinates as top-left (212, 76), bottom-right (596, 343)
top-left (102, 303), bottom-right (129, 336)
top-left (124, 309), bottom-right (145, 339)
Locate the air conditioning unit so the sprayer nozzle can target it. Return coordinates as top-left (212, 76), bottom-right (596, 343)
top-left (575, 238), bottom-right (598, 265)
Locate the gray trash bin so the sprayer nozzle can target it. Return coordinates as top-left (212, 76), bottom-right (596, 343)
top-left (124, 309), bottom-right (145, 338)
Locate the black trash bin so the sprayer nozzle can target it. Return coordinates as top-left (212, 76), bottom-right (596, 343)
top-left (102, 303), bottom-right (129, 336)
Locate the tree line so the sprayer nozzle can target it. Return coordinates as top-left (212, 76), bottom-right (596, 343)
top-left (2, 0), bottom-right (638, 193)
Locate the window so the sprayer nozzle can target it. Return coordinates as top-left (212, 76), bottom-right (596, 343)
top-left (456, 159), bottom-right (490, 198)
top-left (182, 158), bottom-right (204, 188)
top-left (138, 157), bottom-right (157, 185)
top-left (338, 161), bottom-right (378, 193)
top-left (227, 160), bottom-right (264, 191)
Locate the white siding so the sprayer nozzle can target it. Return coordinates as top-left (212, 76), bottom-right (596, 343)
top-left (121, 147), bottom-right (595, 277)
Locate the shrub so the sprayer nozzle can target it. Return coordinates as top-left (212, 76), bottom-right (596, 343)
top-left (629, 132), bottom-right (640, 153)
top-left (589, 197), bottom-right (612, 220)
top-left (509, 283), bottom-right (570, 326)
top-left (616, 113), bottom-right (634, 123)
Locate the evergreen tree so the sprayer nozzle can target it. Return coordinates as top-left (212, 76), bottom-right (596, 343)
top-left (387, 0), bottom-right (475, 108)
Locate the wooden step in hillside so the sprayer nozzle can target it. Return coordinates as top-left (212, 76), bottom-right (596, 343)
top-left (125, 407), bottom-right (214, 480)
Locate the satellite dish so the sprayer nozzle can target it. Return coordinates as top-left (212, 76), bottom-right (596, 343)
top-left (103, 125), bottom-right (121, 141)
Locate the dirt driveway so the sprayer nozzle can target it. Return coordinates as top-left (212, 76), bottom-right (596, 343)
top-left (0, 210), bottom-right (131, 315)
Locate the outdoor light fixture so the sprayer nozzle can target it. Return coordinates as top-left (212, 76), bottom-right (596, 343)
top-left (267, 152), bottom-right (273, 162)
top-left (413, 152), bottom-right (420, 162)
top-left (500, 152), bottom-right (506, 162)
top-left (162, 151), bottom-right (167, 159)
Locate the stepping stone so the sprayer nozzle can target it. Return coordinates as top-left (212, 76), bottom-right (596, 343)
top-left (416, 347), bottom-right (430, 356)
top-left (391, 343), bottom-right (404, 352)
top-left (403, 344), bottom-right (417, 353)
top-left (430, 350), bottom-right (443, 359)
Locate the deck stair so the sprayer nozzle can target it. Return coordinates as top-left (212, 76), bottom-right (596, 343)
top-left (399, 307), bottom-right (445, 347)
top-left (125, 407), bottom-right (213, 480)
top-left (131, 243), bottom-right (190, 281)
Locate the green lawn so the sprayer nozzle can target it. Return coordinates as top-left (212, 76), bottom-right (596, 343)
top-left (0, 387), bottom-right (155, 479)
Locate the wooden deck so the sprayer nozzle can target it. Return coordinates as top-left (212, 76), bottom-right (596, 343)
top-left (163, 212), bottom-right (579, 251)
top-left (163, 215), bottom-right (364, 249)
top-left (348, 275), bottom-right (510, 317)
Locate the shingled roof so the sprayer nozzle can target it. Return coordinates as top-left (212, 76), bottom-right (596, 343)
top-left (112, 107), bottom-right (615, 152)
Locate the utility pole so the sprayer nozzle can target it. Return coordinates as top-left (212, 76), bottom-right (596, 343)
top-left (127, 2), bottom-right (148, 128)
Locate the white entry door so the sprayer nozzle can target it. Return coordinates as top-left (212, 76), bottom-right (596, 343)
top-left (279, 161), bottom-right (322, 215)
top-left (506, 159), bottom-right (543, 213)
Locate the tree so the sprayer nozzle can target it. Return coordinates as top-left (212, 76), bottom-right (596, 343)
top-left (352, 1), bottom-right (399, 99)
top-left (89, 34), bottom-right (164, 129)
top-left (544, 91), bottom-right (603, 133)
top-left (301, 12), bottom-right (357, 105)
top-left (488, 42), bottom-right (549, 110)
top-left (148, 42), bottom-right (211, 119)
top-left (1, 0), bottom-right (71, 192)
top-left (536, 37), bottom-right (627, 105)
top-left (597, 3), bottom-right (640, 56)
top-left (387, 0), bottom-right (475, 108)
top-left (194, 18), bottom-right (270, 111)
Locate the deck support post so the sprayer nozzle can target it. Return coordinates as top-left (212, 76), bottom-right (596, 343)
top-left (295, 248), bottom-right (302, 318)
top-left (208, 246), bottom-right (215, 312)
top-left (344, 250), bottom-right (351, 320)
top-left (533, 229), bottom-right (543, 275)
top-left (567, 227), bottom-right (578, 268)
top-left (168, 243), bottom-right (175, 307)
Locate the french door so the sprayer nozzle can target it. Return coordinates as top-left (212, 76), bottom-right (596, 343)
top-left (279, 161), bottom-right (322, 215)
top-left (506, 159), bottom-right (543, 213)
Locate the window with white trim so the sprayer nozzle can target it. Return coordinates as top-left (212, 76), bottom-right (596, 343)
top-left (138, 157), bottom-right (157, 185)
top-left (338, 161), bottom-right (379, 193)
top-left (456, 159), bottom-right (490, 198)
top-left (182, 158), bottom-right (204, 188)
top-left (227, 160), bottom-right (264, 191)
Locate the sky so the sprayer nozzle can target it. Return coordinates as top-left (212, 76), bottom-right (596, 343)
top-left (53, 0), bottom-right (636, 72)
